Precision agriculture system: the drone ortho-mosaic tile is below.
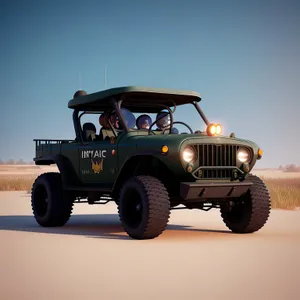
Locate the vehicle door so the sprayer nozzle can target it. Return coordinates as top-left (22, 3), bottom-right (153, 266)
top-left (78, 137), bottom-right (118, 184)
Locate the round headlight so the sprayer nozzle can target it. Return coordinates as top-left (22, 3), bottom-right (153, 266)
top-left (237, 148), bottom-right (250, 163)
top-left (182, 147), bottom-right (196, 163)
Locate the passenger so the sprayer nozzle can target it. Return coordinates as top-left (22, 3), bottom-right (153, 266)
top-left (110, 112), bottom-right (120, 129)
top-left (120, 108), bottom-right (136, 130)
top-left (136, 114), bottom-right (152, 129)
top-left (99, 113), bottom-right (109, 130)
top-left (109, 108), bottom-right (136, 130)
top-left (99, 112), bottom-right (114, 140)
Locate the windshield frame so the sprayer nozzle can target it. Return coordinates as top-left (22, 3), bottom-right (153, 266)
top-left (116, 97), bottom-right (210, 135)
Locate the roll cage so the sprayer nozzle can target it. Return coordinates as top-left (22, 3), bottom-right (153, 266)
top-left (71, 87), bottom-right (210, 144)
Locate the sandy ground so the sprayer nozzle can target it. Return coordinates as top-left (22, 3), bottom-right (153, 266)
top-left (1, 191), bottom-right (300, 300)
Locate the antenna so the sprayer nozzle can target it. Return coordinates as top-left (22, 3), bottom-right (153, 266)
top-left (78, 72), bottom-right (82, 89)
top-left (104, 65), bottom-right (107, 89)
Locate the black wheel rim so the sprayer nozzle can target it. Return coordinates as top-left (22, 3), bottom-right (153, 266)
top-left (122, 188), bottom-right (143, 229)
top-left (33, 184), bottom-right (49, 217)
top-left (225, 193), bottom-right (251, 223)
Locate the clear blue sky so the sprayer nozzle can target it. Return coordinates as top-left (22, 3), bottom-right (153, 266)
top-left (1, 0), bottom-right (299, 168)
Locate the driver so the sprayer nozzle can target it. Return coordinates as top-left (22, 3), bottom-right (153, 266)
top-left (136, 114), bottom-right (152, 129)
top-left (156, 111), bottom-right (170, 130)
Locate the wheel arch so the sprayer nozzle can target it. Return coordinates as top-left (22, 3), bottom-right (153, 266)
top-left (112, 154), bottom-right (179, 200)
top-left (34, 155), bottom-right (81, 187)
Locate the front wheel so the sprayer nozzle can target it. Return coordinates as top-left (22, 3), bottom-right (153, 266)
top-left (220, 174), bottom-right (271, 233)
top-left (118, 175), bottom-right (171, 239)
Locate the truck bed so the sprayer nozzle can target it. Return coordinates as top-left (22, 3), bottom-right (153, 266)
top-left (34, 139), bottom-right (74, 160)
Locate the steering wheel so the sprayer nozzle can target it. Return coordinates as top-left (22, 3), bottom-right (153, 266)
top-left (147, 115), bottom-right (170, 135)
top-left (162, 121), bottom-right (193, 134)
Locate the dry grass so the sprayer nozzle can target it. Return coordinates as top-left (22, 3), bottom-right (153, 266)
top-left (261, 177), bottom-right (300, 210)
top-left (0, 172), bottom-right (299, 210)
top-left (0, 175), bottom-right (36, 191)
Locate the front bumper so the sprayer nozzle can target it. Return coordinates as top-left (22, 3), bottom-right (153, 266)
top-left (180, 180), bottom-right (252, 200)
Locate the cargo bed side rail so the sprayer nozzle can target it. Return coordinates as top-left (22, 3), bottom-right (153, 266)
top-left (34, 139), bottom-right (74, 159)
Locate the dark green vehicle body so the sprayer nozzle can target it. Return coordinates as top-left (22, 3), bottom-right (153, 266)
top-left (33, 86), bottom-right (263, 208)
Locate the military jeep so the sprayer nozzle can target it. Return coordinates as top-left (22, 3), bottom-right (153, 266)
top-left (31, 86), bottom-right (271, 239)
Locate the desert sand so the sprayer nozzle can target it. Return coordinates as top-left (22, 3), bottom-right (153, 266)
top-left (1, 191), bottom-right (300, 300)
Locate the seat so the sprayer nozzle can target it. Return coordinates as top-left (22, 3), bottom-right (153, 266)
top-left (82, 122), bottom-right (97, 141)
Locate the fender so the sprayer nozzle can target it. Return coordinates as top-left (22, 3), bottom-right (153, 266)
top-left (34, 155), bottom-right (82, 188)
top-left (112, 153), bottom-right (171, 198)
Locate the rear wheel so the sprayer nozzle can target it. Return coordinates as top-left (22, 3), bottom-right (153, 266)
top-left (118, 175), bottom-right (171, 239)
top-left (220, 174), bottom-right (271, 233)
top-left (31, 172), bottom-right (74, 227)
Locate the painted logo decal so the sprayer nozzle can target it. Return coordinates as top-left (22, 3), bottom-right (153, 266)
top-left (91, 158), bottom-right (103, 174)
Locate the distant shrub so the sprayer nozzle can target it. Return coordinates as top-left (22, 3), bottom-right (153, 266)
top-left (0, 159), bottom-right (35, 165)
top-left (6, 159), bottom-right (16, 165)
top-left (284, 164), bottom-right (300, 172)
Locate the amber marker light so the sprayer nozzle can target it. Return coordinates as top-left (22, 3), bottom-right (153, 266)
top-left (162, 145), bottom-right (169, 154)
top-left (206, 123), bottom-right (216, 136)
top-left (257, 148), bottom-right (263, 159)
top-left (206, 123), bottom-right (222, 136)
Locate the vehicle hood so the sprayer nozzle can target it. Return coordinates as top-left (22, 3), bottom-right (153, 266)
top-left (122, 132), bottom-right (259, 153)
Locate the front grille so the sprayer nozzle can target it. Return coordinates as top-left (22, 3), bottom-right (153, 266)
top-left (195, 144), bottom-right (239, 179)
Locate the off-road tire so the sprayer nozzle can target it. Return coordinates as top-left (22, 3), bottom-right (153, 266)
top-left (118, 175), bottom-right (171, 239)
top-left (220, 174), bottom-right (271, 233)
top-left (31, 172), bottom-right (74, 227)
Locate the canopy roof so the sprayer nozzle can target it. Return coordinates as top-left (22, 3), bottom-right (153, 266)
top-left (68, 86), bottom-right (201, 113)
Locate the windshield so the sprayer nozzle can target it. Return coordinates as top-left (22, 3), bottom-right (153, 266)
top-left (78, 100), bottom-right (215, 143)
top-left (119, 102), bottom-right (208, 134)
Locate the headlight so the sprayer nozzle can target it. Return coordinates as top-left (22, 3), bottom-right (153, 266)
top-left (182, 147), bottom-right (196, 163)
top-left (237, 148), bottom-right (250, 163)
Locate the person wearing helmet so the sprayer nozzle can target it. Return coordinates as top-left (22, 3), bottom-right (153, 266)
top-left (120, 108), bottom-right (136, 129)
top-left (156, 111), bottom-right (170, 130)
top-left (108, 108), bottom-right (136, 131)
top-left (136, 114), bottom-right (152, 129)
top-left (156, 111), bottom-right (179, 134)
